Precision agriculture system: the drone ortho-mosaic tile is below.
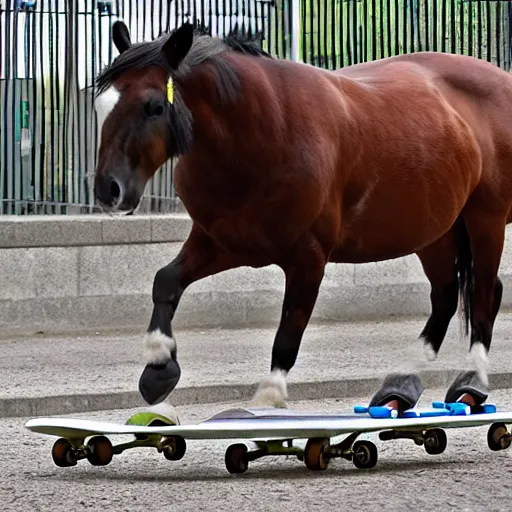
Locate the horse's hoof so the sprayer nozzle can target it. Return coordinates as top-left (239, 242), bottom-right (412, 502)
top-left (369, 373), bottom-right (423, 413)
top-left (444, 370), bottom-right (489, 405)
top-left (249, 370), bottom-right (288, 408)
top-left (138, 359), bottom-right (181, 405)
top-left (249, 387), bottom-right (288, 409)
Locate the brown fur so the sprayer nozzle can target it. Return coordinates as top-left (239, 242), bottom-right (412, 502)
top-left (94, 23), bottom-right (511, 406)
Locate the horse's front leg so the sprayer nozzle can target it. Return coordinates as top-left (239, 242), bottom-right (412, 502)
top-left (250, 237), bottom-right (327, 408)
top-left (139, 224), bottom-right (241, 405)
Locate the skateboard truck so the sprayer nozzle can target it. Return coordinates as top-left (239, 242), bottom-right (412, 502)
top-left (50, 411), bottom-right (186, 468)
top-left (378, 427), bottom-right (448, 455)
top-left (224, 433), bottom-right (379, 474)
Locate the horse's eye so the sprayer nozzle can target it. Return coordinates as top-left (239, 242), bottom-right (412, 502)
top-left (145, 100), bottom-right (165, 117)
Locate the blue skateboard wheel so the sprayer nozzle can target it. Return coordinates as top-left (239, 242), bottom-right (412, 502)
top-left (418, 408), bottom-right (451, 417)
top-left (448, 403), bottom-right (471, 416)
top-left (354, 405), bottom-right (369, 414)
top-left (402, 409), bottom-right (420, 418)
top-left (403, 408), bottom-right (450, 418)
top-left (369, 406), bottom-right (398, 419)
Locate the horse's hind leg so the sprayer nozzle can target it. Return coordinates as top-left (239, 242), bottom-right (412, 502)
top-left (138, 223), bottom-right (242, 405)
top-left (367, 230), bottom-right (460, 413)
top-left (444, 211), bottom-right (506, 406)
top-left (417, 230), bottom-right (460, 360)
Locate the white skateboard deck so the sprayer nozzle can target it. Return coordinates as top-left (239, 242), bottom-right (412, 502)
top-left (25, 406), bottom-right (512, 441)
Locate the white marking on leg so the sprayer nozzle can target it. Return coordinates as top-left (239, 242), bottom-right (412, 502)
top-left (250, 369), bottom-right (288, 408)
top-left (423, 340), bottom-right (437, 362)
top-left (469, 342), bottom-right (490, 387)
top-left (397, 336), bottom-right (436, 374)
top-left (94, 86), bottom-right (120, 131)
top-left (143, 329), bottom-right (176, 365)
top-left (146, 401), bottom-right (180, 425)
top-left (457, 297), bottom-right (470, 346)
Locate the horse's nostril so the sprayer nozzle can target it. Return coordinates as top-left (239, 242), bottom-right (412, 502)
top-left (110, 179), bottom-right (121, 204)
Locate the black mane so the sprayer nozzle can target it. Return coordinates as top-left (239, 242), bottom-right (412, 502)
top-left (95, 26), bottom-right (271, 98)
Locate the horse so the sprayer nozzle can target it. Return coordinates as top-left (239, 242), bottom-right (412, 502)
top-left (93, 20), bottom-right (512, 414)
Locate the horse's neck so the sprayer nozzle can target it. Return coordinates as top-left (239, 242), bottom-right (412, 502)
top-left (178, 64), bottom-right (259, 167)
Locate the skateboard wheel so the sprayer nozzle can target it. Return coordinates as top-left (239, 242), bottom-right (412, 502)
top-left (487, 422), bottom-right (512, 451)
top-left (352, 440), bottom-right (378, 469)
top-left (369, 406), bottom-right (398, 419)
top-left (86, 436), bottom-right (113, 466)
top-left (162, 436), bottom-right (187, 461)
top-left (52, 438), bottom-right (77, 468)
top-left (225, 443), bottom-right (249, 474)
top-left (304, 438), bottom-right (330, 471)
top-left (423, 428), bottom-right (447, 455)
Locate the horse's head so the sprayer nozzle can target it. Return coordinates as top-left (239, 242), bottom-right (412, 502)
top-left (93, 21), bottom-right (194, 213)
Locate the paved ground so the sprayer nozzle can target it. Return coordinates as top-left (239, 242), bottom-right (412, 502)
top-left (3, 313), bottom-right (512, 417)
top-left (4, 388), bottom-right (512, 512)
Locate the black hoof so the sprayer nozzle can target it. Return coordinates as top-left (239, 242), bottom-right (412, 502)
top-left (369, 373), bottom-right (423, 412)
top-left (444, 370), bottom-right (488, 405)
top-left (138, 359), bottom-right (181, 405)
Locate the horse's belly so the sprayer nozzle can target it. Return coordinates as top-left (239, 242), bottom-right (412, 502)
top-left (332, 91), bottom-right (481, 263)
top-left (334, 169), bottom-right (477, 262)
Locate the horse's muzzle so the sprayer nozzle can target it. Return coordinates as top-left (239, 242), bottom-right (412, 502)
top-left (93, 174), bottom-right (124, 210)
top-left (138, 359), bottom-right (181, 405)
top-left (94, 173), bottom-right (143, 213)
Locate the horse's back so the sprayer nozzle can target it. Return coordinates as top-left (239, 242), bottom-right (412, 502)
top-left (335, 52), bottom-right (512, 163)
top-left (322, 53), bottom-right (512, 261)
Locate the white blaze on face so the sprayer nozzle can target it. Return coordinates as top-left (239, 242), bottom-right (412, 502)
top-left (94, 87), bottom-right (120, 133)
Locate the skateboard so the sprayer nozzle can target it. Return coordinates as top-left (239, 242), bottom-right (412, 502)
top-left (25, 402), bottom-right (512, 474)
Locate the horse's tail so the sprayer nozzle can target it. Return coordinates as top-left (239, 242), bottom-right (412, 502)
top-left (455, 218), bottom-right (473, 340)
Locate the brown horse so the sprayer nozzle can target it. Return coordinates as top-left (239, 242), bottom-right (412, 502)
top-left (93, 20), bottom-right (512, 413)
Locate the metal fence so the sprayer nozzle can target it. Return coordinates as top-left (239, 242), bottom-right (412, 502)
top-left (300, 0), bottom-right (512, 69)
top-left (1, 0), bottom-right (511, 215)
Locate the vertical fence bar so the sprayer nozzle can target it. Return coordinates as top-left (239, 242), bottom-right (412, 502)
top-left (1, 2), bottom-right (12, 213)
top-left (496, 0), bottom-right (501, 68)
top-left (13, 7), bottom-right (21, 213)
top-left (339, 0), bottom-right (345, 65)
top-left (459, 0), bottom-right (463, 55)
top-left (330, 0), bottom-right (336, 67)
top-left (379, 0), bottom-right (384, 58)
top-left (486, 0), bottom-right (491, 61)
top-left (477, 0), bottom-right (482, 58)
top-left (468, 0), bottom-right (473, 57)
top-left (352, 0), bottom-right (358, 62)
top-left (326, 0), bottom-right (332, 66)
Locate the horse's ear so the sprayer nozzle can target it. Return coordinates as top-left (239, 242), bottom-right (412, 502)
top-left (112, 20), bottom-right (131, 54)
top-left (161, 23), bottom-right (195, 70)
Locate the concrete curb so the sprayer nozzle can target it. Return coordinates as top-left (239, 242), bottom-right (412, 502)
top-left (2, 216), bottom-right (512, 332)
top-left (7, 370), bottom-right (512, 419)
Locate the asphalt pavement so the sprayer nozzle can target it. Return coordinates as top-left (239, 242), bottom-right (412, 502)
top-left (4, 388), bottom-right (512, 512)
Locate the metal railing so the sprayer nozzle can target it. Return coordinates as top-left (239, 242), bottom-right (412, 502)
top-left (1, 0), bottom-right (511, 214)
top-left (300, 0), bottom-right (512, 69)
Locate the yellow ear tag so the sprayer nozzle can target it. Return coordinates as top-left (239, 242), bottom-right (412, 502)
top-left (166, 77), bottom-right (174, 104)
